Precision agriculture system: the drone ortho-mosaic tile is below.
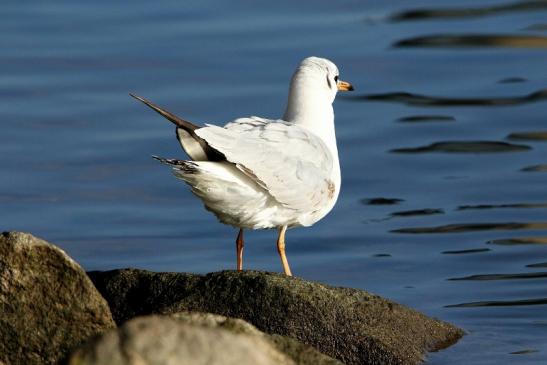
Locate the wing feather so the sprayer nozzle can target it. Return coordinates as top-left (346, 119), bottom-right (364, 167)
top-left (195, 118), bottom-right (333, 212)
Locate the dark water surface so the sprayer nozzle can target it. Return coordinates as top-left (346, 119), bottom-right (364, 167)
top-left (2, 1), bottom-right (547, 364)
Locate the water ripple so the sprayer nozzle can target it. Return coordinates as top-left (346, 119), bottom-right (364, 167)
top-left (446, 298), bottom-right (547, 308)
top-left (442, 248), bottom-right (491, 255)
top-left (498, 77), bottom-right (528, 84)
top-left (521, 164), bottom-right (547, 172)
top-left (507, 131), bottom-right (547, 141)
top-left (487, 237), bottom-right (547, 245)
top-left (457, 203), bottom-right (547, 210)
top-left (448, 272), bottom-right (547, 281)
top-left (390, 208), bottom-right (444, 217)
top-left (362, 197), bottom-right (404, 205)
top-left (356, 89), bottom-right (547, 107)
top-left (390, 1), bottom-right (547, 22)
top-left (390, 141), bottom-right (530, 154)
top-left (510, 349), bottom-right (539, 355)
top-left (394, 34), bottom-right (547, 49)
top-left (527, 262), bottom-right (547, 268)
top-left (392, 222), bottom-right (547, 234)
top-left (397, 115), bottom-right (455, 123)
top-left (525, 24), bottom-right (547, 31)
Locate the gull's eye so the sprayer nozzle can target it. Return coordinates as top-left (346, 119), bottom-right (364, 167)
top-left (334, 75), bottom-right (339, 83)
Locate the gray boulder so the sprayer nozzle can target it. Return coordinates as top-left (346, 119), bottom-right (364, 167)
top-left (88, 269), bottom-right (464, 365)
top-left (171, 312), bottom-right (343, 365)
top-left (69, 314), bottom-right (295, 365)
top-left (0, 232), bottom-right (115, 365)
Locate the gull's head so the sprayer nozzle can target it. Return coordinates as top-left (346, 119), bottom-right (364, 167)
top-left (288, 57), bottom-right (354, 105)
top-left (284, 57), bottom-right (353, 126)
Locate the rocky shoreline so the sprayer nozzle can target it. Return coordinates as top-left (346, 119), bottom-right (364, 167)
top-left (0, 231), bottom-right (464, 365)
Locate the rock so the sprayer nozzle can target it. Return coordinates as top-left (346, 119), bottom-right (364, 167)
top-left (71, 311), bottom-right (340, 365)
top-left (171, 312), bottom-right (343, 365)
top-left (0, 232), bottom-right (115, 365)
top-left (268, 333), bottom-right (344, 365)
top-left (69, 314), bottom-right (295, 365)
top-left (89, 269), bottom-right (464, 365)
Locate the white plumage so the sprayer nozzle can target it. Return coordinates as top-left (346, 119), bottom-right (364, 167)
top-left (131, 56), bottom-right (353, 275)
top-left (194, 118), bottom-right (335, 228)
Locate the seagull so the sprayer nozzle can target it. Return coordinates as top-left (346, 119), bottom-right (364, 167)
top-left (130, 57), bottom-right (353, 276)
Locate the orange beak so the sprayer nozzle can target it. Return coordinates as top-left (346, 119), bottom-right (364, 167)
top-left (337, 80), bottom-right (354, 91)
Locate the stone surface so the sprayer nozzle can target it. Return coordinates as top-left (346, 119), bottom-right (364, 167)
top-left (69, 315), bottom-right (294, 365)
top-left (89, 269), bottom-right (464, 365)
top-left (171, 312), bottom-right (343, 365)
top-left (0, 232), bottom-right (115, 365)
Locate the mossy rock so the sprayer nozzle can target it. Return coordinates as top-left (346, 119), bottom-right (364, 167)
top-left (89, 269), bottom-right (463, 365)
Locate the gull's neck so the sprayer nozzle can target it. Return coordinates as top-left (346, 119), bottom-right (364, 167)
top-left (284, 103), bottom-right (337, 155)
top-left (283, 83), bottom-right (338, 154)
top-left (282, 81), bottom-right (340, 190)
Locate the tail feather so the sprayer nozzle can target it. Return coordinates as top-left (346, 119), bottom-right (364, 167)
top-left (130, 93), bottom-right (225, 162)
top-left (130, 93), bottom-right (200, 131)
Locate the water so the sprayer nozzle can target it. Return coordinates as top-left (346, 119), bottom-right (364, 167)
top-left (2, 1), bottom-right (547, 363)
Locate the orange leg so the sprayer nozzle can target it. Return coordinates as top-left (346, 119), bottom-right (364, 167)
top-left (277, 225), bottom-right (292, 276)
top-left (236, 228), bottom-right (244, 271)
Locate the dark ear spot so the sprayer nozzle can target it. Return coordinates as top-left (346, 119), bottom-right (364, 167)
top-left (326, 75), bottom-right (332, 89)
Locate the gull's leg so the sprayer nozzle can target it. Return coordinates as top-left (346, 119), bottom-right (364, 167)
top-left (276, 225), bottom-right (292, 276)
top-left (236, 228), bottom-right (244, 271)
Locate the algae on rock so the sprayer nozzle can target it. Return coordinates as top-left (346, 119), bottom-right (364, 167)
top-left (89, 269), bottom-right (464, 365)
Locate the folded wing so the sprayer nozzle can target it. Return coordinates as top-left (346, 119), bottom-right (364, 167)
top-left (196, 118), bottom-right (334, 212)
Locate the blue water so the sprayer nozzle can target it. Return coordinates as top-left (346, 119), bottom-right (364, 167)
top-left (2, 1), bottom-right (547, 363)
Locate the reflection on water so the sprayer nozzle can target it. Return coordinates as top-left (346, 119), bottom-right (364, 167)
top-left (362, 197), bottom-right (404, 205)
top-left (442, 248), bottom-right (491, 255)
top-left (487, 237), bottom-right (547, 245)
top-left (390, 0), bottom-right (547, 21)
top-left (397, 115), bottom-right (455, 123)
top-left (510, 349), bottom-right (539, 355)
top-left (390, 141), bottom-right (530, 154)
top-left (521, 164), bottom-right (547, 172)
top-left (457, 203), bottom-right (547, 210)
top-left (449, 272), bottom-right (547, 281)
top-left (507, 131), bottom-right (547, 141)
top-left (373, 253), bottom-right (391, 258)
top-left (358, 89), bottom-right (547, 106)
top-left (394, 34), bottom-right (547, 49)
top-left (527, 262), bottom-right (547, 268)
top-left (390, 208), bottom-right (444, 217)
top-left (392, 222), bottom-right (547, 234)
top-left (525, 23), bottom-right (547, 31)
top-left (446, 298), bottom-right (547, 308)
top-left (498, 77), bottom-right (528, 84)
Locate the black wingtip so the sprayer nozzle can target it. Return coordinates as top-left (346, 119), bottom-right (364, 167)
top-left (129, 93), bottom-right (200, 132)
top-left (128, 93), bottom-right (149, 105)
